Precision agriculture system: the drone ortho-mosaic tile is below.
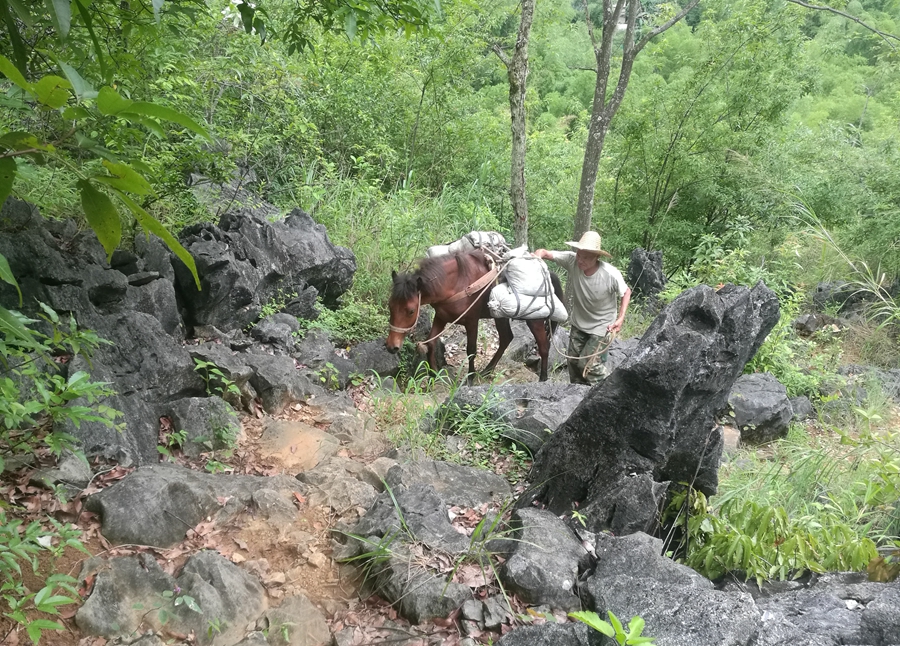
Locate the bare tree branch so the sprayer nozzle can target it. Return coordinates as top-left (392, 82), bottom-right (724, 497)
top-left (492, 43), bottom-right (511, 67)
top-left (786, 0), bottom-right (899, 50)
top-left (583, 0), bottom-right (598, 52)
top-left (635, 0), bottom-right (701, 55)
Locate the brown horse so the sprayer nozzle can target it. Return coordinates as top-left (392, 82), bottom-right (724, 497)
top-left (385, 250), bottom-right (564, 382)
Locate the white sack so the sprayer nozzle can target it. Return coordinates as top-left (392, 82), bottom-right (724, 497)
top-left (505, 259), bottom-right (552, 296)
top-left (488, 284), bottom-right (568, 322)
top-left (426, 231), bottom-right (509, 258)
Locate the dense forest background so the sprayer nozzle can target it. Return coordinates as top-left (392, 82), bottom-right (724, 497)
top-left (2, 3), bottom-right (900, 639)
top-left (3, 0), bottom-right (900, 305)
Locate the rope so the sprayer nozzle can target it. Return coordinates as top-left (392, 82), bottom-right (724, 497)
top-left (549, 326), bottom-right (619, 380)
top-left (416, 273), bottom-right (499, 348)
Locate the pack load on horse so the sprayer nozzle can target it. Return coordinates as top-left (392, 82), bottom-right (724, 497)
top-left (488, 245), bottom-right (568, 322)
top-left (387, 231), bottom-right (565, 382)
top-left (425, 231), bottom-right (510, 258)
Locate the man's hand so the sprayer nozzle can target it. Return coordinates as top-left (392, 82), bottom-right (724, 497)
top-left (607, 318), bottom-right (624, 334)
top-left (533, 249), bottom-right (553, 260)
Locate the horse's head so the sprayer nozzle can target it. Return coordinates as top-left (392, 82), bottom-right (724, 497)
top-left (386, 269), bottom-right (422, 353)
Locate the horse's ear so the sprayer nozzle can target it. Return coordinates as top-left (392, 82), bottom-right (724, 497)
top-left (391, 270), bottom-right (397, 280)
top-left (417, 276), bottom-right (425, 289)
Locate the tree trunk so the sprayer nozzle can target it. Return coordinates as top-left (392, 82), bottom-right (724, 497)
top-left (572, 0), bottom-right (699, 240)
top-left (494, 0), bottom-right (535, 247)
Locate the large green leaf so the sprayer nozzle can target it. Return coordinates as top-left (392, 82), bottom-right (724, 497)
top-left (77, 180), bottom-right (121, 261)
top-left (121, 113), bottom-right (166, 139)
top-left (115, 192), bottom-right (200, 290)
top-left (74, 133), bottom-right (119, 163)
top-left (0, 131), bottom-right (47, 151)
top-left (96, 86), bottom-right (133, 115)
top-left (0, 0), bottom-right (29, 76)
top-left (43, 0), bottom-right (71, 38)
top-left (74, 0), bottom-right (107, 80)
top-left (0, 155), bottom-right (16, 204)
top-left (0, 305), bottom-right (43, 353)
top-left (569, 611), bottom-right (616, 637)
top-left (0, 54), bottom-right (32, 93)
top-left (0, 251), bottom-right (22, 307)
top-left (119, 102), bottom-right (211, 140)
top-left (7, 0), bottom-right (34, 26)
top-left (94, 160), bottom-right (152, 195)
top-left (57, 61), bottom-right (97, 100)
top-left (33, 75), bottom-right (71, 109)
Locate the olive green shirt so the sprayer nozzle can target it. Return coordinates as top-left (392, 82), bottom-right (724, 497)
top-left (553, 251), bottom-right (629, 336)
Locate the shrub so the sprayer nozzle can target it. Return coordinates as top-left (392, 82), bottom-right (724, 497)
top-left (298, 292), bottom-right (389, 346)
top-left (0, 303), bottom-right (119, 642)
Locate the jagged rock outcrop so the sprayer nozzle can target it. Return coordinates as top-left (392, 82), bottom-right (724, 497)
top-left (84, 464), bottom-right (304, 548)
top-left (728, 372), bottom-right (794, 444)
top-left (521, 283), bottom-right (780, 533)
top-left (174, 209), bottom-right (355, 331)
top-left (76, 551), bottom-right (267, 646)
top-left (627, 247), bottom-right (666, 301)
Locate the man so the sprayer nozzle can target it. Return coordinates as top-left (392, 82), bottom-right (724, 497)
top-left (534, 231), bottom-right (631, 384)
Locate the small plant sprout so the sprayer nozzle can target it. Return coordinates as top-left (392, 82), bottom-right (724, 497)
top-left (571, 508), bottom-right (587, 528)
top-left (569, 610), bottom-right (656, 645)
top-left (193, 358), bottom-right (241, 400)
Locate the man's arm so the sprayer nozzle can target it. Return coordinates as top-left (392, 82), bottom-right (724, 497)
top-left (533, 249), bottom-right (553, 260)
top-left (607, 287), bottom-right (632, 334)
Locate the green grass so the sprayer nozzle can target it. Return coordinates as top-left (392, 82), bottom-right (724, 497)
top-left (370, 371), bottom-right (532, 483)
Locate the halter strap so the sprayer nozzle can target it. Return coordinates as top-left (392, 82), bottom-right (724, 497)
top-left (388, 293), bottom-right (421, 334)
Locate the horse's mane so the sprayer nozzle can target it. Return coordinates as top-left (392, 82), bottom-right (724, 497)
top-left (391, 251), bottom-right (487, 301)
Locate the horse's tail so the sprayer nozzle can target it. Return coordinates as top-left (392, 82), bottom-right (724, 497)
top-left (549, 271), bottom-right (564, 336)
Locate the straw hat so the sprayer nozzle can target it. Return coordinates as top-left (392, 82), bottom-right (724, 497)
top-left (565, 231), bottom-right (612, 259)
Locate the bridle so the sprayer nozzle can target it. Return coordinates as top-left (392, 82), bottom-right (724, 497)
top-left (388, 293), bottom-right (421, 334)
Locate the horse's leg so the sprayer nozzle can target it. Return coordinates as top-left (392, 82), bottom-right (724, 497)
top-left (426, 318), bottom-right (448, 373)
top-left (481, 317), bottom-right (513, 378)
top-left (526, 319), bottom-right (551, 382)
top-left (464, 318), bottom-right (479, 386)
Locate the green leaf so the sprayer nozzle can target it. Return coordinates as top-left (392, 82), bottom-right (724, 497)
top-left (7, 0), bottom-right (34, 27)
top-left (119, 102), bottom-right (211, 140)
top-left (568, 611), bottom-right (616, 637)
top-left (627, 615), bottom-right (646, 638)
top-left (0, 0), bottom-right (29, 76)
top-left (62, 105), bottom-right (90, 120)
top-left (608, 610), bottom-right (625, 636)
top-left (74, 133), bottom-right (119, 163)
top-left (0, 249), bottom-right (22, 307)
top-left (57, 61), bottom-right (96, 100)
top-left (120, 113), bottom-right (167, 139)
top-left (0, 154), bottom-right (16, 204)
top-left (236, 1), bottom-right (254, 33)
top-left (0, 54), bottom-right (32, 93)
top-left (115, 191), bottom-right (200, 290)
top-left (345, 11), bottom-right (358, 40)
top-left (77, 180), bottom-right (121, 261)
top-left (96, 86), bottom-right (133, 115)
top-left (94, 160), bottom-right (152, 195)
top-left (43, 0), bottom-right (71, 38)
top-left (0, 132), bottom-right (46, 152)
top-left (33, 75), bottom-right (71, 109)
top-left (73, 0), bottom-right (107, 81)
